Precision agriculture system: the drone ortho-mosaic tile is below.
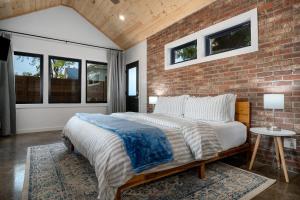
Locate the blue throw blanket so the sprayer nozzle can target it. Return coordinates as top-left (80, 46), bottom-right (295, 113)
top-left (75, 113), bottom-right (173, 173)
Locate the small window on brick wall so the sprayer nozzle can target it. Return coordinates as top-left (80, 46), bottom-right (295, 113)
top-left (205, 21), bottom-right (251, 56)
top-left (171, 40), bottom-right (197, 64)
top-left (165, 8), bottom-right (258, 70)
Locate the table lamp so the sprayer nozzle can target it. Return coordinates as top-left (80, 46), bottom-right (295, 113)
top-left (264, 94), bottom-right (284, 131)
top-left (149, 96), bottom-right (158, 105)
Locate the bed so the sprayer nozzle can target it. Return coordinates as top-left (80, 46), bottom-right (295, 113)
top-left (62, 99), bottom-right (250, 200)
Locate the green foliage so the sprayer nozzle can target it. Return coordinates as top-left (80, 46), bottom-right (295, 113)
top-left (22, 72), bottom-right (33, 76)
top-left (50, 59), bottom-right (75, 78)
top-left (177, 45), bottom-right (197, 61)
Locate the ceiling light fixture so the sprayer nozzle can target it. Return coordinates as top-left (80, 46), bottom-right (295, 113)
top-left (119, 14), bottom-right (125, 21)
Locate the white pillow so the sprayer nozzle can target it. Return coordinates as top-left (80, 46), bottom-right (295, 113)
top-left (228, 94), bottom-right (237, 121)
top-left (154, 95), bottom-right (189, 117)
top-left (184, 94), bottom-right (234, 122)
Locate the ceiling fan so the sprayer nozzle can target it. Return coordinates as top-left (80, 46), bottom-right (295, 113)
top-left (91, 0), bottom-right (120, 4)
top-left (111, 0), bottom-right (120, 4)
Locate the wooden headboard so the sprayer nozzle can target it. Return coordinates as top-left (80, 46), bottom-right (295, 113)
top-left (235, 101), bottom-right (250, 129)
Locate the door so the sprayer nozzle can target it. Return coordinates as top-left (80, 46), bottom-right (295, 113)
top-left (126, 61), bottom-right (139, 112)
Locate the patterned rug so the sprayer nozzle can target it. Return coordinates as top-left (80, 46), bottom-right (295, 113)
top-left (22, 143), bottom-right (275, 200)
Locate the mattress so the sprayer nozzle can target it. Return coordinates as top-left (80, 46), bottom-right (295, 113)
top-left (123, 113), bottom-right (247, 151)
top-left (205, 121), bottom-right (247, 151)
top-left (113, 113), bottom-right (247, 151)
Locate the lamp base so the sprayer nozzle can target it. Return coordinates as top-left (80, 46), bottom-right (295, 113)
top-left (267, 126), bottom-right (281, 131)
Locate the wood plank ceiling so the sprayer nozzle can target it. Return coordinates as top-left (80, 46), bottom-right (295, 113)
top-left (0, 0), bottom-right (215, 49)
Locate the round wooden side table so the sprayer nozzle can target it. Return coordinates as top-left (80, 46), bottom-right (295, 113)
top-left (249, 127), bottom-right (296, 183)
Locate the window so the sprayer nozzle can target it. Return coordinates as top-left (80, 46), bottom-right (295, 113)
top-left (205, 21), bottom-right (251, 56)
top-left (86, 61), bottom-right (107, 103)
top-left (128, 67), bottom-right (137, 96)
top-left (171, 40), bottom-right (197, 64)
top-left (49, 56), bottom-right (81, 103)
top-left (14, 52), bottom-right (43, 104)
top-left (165, 8), bottom-right (258, 70)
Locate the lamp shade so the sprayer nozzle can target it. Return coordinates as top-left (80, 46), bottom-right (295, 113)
top-left (264, 94), bottom-right (284, 109)
top-left (149, 96), bottom-right (158, 105)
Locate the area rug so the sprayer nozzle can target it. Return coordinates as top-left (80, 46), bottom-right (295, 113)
top-left (22, 143), bottom-right (275, 200)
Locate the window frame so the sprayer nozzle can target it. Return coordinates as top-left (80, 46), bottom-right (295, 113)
top-left (48, 55), bottom-right (82, 104)
top-left (205, 21), bottom-right (251, 56)
top-left (86, 60), bottom-right (108, 103)
top-left (170, 40), bottom-right (197, 65)
top-left (164, 8), bottom-right (258, 70)
top-left (14, 51), bottom-right (44, 104)
top-left (126, 61), bottom-right (139, 97)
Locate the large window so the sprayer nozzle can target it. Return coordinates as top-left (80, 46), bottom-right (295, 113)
top-left (171, 40), bottom-right (197, 64)
top-left (86, 61), bottom-right (107, 103)
top-left (205, 21), bottom-right (251, 56)
top-left (49, 56), bottom-right (81, 103)
top-left (14, 52), bottom-right (43, 104)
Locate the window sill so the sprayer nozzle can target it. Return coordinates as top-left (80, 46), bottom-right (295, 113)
top-left (16, 103), bottom-right (108, 109)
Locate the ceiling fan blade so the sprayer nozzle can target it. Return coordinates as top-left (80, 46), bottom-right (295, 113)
top-left (111, 0), bottom-right (120, 4)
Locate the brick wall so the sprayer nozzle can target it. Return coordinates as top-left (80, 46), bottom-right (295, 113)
top-left (147, 0), bottom-right (300, 172)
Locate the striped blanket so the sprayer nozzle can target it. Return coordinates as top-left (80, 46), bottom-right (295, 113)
top-left (75, 113), bottom-right (173, 173)
top-left (63, 113), bottom-right (222, 200)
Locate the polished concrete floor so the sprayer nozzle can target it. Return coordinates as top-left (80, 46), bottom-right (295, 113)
top-left (0, 132), bottom-right (299, 200)
top-left (0, 132), bottom-right (61, 200)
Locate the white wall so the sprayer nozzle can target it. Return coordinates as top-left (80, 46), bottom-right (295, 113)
top-left (124, 40), bottom-right (147, 113)
top-left (0, 6), bottom-right (120, 133)
top-left (16, 106), bottom-right (107, 134)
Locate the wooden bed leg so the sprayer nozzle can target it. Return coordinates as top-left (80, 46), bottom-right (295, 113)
top-left (115, 188), bottom-right (121, 200)
top-left (62, 136), bottom-right (74, 153)
top-left (198, 164), bottom-right (206, 179)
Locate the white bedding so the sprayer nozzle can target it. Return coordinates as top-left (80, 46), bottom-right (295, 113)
top-left (206, 121), bottom-right (247, 150)
top-left (63, 113), bottom-right (222, 200)
top-left (122, 113), bottom-right (247, 150)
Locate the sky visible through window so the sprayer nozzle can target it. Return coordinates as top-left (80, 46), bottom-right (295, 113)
top-left (14, 55), bottom-right (40, 76)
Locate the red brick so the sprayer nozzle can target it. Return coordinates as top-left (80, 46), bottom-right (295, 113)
top-left (147, 0), bottom-right (299, 173)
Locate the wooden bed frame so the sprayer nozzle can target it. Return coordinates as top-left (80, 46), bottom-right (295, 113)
top-left (115, 100), bottom-right (251, 200)
top-left (64, 100), bottom-right (250, 199)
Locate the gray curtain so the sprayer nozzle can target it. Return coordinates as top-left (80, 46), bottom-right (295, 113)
top-left (107, 50), bottom-right (126, 114)
top-left (0, 33), bottom-right (16, 136)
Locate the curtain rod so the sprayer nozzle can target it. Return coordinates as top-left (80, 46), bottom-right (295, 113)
top-left (0, 28), bottom-right (122, 52)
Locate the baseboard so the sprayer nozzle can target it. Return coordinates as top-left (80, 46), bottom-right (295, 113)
top-left (17, 126), bottom-right (63, 134)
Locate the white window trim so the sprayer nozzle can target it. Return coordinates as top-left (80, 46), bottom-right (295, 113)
top-left (165, 8), bottom-right (258, 70)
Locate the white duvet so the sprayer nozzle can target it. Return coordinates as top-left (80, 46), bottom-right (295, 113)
top-left (62, 113), bottom-right (222, 200)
